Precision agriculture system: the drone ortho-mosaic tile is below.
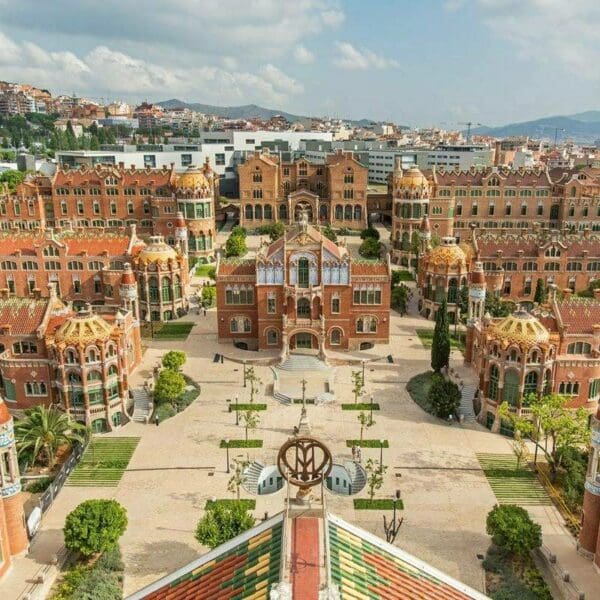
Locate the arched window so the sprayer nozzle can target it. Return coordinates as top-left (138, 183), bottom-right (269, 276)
top-left (354, 205), bottom-right (362, 221)
top-left (266, 329), bottom-right (278, 345)
top-left (550, 204), bottom-right (559, 220)
top-left (335, 204), bottom-right (343, 220)
top-left (524, 371), bottom-right (538, 398)
top-left (344, 205), bottom-right (352, 220)
top-left (567, 341), bottom-right (591, 354)
top-left (87, 370), bottom-right (102, 382)
top-left (508, 348), bottom-right (519, 362)
top-left (356, 316), bottom-right (377, 333)
top-left (279, 204), bottom-right (288, 220)
top-left (330, 328), bottom-right (342, 345)
top-left (255, 204), bottom-right (263, 220)
top-left (264, 204), bottom-right (273, 220)
top-left (43, 246), bottom-right (59, 257)
top-left (245, 204), bottom-right (253, 220)
top-left (570, 186), bottom-right (577, 197)
top-left (108, 364), bottom-right (118, 376)
top-left (297, 297), bottom-right (310, 317)
top-left (68, 372), bottom-right (81, 383)
top-left (174, 275), bottom-right (182, 299)
top-left (504, 371), bottom-right (519, 406)
top-left (489, 365), bottom-right (499, 400)
top-left (447, 278), bottom-right (459, 304)
top-left (529, 350), bottom-right (540, 364)
top-left (148, 277), bottom-right (159, 302)
top-left (162, 277), bottom-right (172, 302)
top-left (297, 258), bottom-right (309, 288)
top-left (545, 246), bottom-right (560, 257)
top-left (65, 349), bottom-right (78, 364)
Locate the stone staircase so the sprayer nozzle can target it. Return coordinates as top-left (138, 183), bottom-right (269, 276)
top-left (459, 384), bottom-right (477, 423)
top-left (242, 460), bottom-right (265, 494)
top-left (131, 388), bottom-right (153, 424)
top-left (278, 354), bottom-right (329, 372)
top-left (344, 460), bottom-right (367, 494)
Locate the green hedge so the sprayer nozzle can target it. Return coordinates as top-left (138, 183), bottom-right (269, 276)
top-left (346, 440), bottom-right (389, 448)
top-left (26, 477), bottom-right (54, 493)
top-left (205, 499), bottom-right (256, 510)
top-left (354, 499), bottom-right (404, 510)
top-left (220, 440), bottom-right (263, 448)
top-left (341, 403), bottom-right (380, 410)
top-left (230, 403), bottom-right (267, 411)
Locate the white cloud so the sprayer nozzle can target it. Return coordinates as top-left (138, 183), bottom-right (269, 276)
top-left (0, 32), bottom-right (304, 106)
top-left (455, 0), bottom-right (600, 78)
top-left (294, 45), bottom-right (315, 64)
top-left (333, 42), bottom-right (399, 70)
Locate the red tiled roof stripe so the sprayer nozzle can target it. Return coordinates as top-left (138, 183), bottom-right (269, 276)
top-left (218, 262), bottom-right (256, 276)
top-left (0, 298), bottom-right (50, 335)
top-left (556, 300), bottom-right (600, 334)
top-left (291, 517), bottom-right (320, 600)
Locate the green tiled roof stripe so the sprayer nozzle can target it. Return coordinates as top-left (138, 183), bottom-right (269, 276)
top-left (330, 522), bottom-right (453, 592)
top-left (168, 522), bottom-right (282, 591)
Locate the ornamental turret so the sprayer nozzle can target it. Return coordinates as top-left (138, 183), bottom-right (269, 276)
top-left (120, 262), bottom-right (139, 321)
top-left (0, 395), bottom-right (28, 560)
top-left (468, 261), bottom-right (486, 324)
top-left (174, 211), bottom-right (188, 256)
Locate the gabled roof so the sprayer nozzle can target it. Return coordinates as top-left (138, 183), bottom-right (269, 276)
top-left (126, 514), bottom-right (284, 600)
top-left (0, 297), bottom-right (50, 336)
top-left (554, 298), bottom-right (600, 335)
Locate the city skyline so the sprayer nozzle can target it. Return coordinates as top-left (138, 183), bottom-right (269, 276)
top-left (0, 0), bottom-right (599, 127)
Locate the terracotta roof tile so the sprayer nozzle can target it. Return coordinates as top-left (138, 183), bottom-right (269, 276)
top-left (352, 262), bottom-right (388, 276)
top-left (555, 299), bottom-right (600, 334)
top-left (0, 297), bottom-right (49, 335)
top-left (218, 261), bottom-right (256, 276)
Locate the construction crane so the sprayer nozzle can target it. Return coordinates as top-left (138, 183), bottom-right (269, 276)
top-left (458, 121), bottom-right (482, 143)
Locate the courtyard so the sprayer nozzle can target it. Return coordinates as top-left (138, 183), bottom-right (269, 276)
top-left (4, 290), bottom-right (600, 599)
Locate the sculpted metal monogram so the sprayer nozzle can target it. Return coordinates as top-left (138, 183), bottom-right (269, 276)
top-left (277, 437), bottom-right (333, 488)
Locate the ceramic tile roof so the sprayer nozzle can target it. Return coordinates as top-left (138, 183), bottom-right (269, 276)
top-left (351, 262), bottom-right (388, 276)
top-left (0, 297), bottom-right (49, 335)
top-left (53, 165), bottom-right (174, 187)
top-left (433, 167), bottom-right (552, 187)
top-left (556, 299), bottom-right (600, 334)
top-left (218, 261), bottom-right (256, 276)
top-left (328, 516), bottom-right (488, 600)
top-left (127, 516), bottom-right (283, 600)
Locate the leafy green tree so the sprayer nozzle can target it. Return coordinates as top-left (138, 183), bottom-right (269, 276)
top-left (391, 284), bottom-right (410, 315)
top-left (227, 458), bottom-right (250, 500)
top-left (153, 369), bottom-right (185, 404)
top-left (427, 374), bottom-right (461, 418)
top-left (245, 366), bottom-right (262, 402)
top-left (431, 299), bottom-right (450, 372)
top-left (207, 266), bottom-right (216, 280)
top-left (201, 285), bottom-right (216, 307)
top-left (322, 225), bottom-right (337, 242)
top-left (499, 393), bottom-right (590, 480)
top-left (357, 411), bottom-right (374, 441)
top-left (359, 237), bottom-right (381, 259)
top-left (534, 278), bottom-right (546, 304)
top-left (268, 222), bottom-right (285, 241)
top-left (195, 501), bottom-right (255, 549)
top-left (225, 233), bottom-right (248, 257)
top-left (161, 350), bottom-right (187, 371)
top-left (364, 458), bottom-right (387, 500)
top-left (15, 406), bottom-right (88, 467)
top-left (64, 499), bottom-right (128, 557)
top-left (241, 409), bottom-right (260, 441)
top-left (484, 292), bottom-right (512, 317)
top-left (231, 225), bottom-right (247, 238)
top-left (486, 504), bottom-right (541, 556)
top-left (360, 227), bottom-right (380, 240)
top-left (0, 169), bottom-right (25, 192)
top-left (351, 370), bottom-right (365, 404)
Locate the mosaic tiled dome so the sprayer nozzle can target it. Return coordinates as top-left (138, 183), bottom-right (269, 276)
top-left (427, 237), bottom-right (466, 268)
top-left (54, 309), bottom-right (113, 345)
top-left (489, 308), bottom-right (549, 348)
top-left (398, 166), bottom-right (428, 188)
top-left (176, 166), bottom-right (209, 190)
top-left (138, 235), bottom-right (177, 264)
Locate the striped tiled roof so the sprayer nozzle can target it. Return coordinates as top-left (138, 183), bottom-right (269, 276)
top-left (328, 515), bottom-right (488, 600)
top-left (127, 515), bottom-right (283, 600)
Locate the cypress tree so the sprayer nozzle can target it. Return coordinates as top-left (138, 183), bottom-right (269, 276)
top-left (534, 278), bottom-right (546, 304)
top-left (431, 298), bottom-right (450, 373)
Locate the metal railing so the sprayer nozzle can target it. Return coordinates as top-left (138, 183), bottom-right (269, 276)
top-left (536, 466), bottom-right (581, 534)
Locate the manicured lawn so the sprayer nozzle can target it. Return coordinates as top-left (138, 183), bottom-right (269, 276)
top-left (476, 453), bottom-right (551, 506)
top-left (406, 371), bottom-right (435, 414)
top-left (341, 403), bottom-right (381, 411)
top-left (354, 499), bottom-right (404, 510)
top-left (205, 499), bottom-right (256, 510)
top-left (230, 403), bottom-right (267, 411)
top-left (346, 440), bottom-right (389, 448)
top-left (415, 328), bottom-right (465, 352)
top-left (393, 270), bottom-right (415, 282)
top-left (152, 321), bottom-right (195, 340)
top-left (220, 440), bottom-right (263, 448)
top-left (67, 437), bottom-right (140, 487)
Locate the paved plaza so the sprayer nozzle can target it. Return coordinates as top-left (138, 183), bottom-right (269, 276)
top-left (3, 290), bottom-right (600, 599)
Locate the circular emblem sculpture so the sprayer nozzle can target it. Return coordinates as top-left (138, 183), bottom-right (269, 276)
top-left (278, 437), bottom-right (333, 502)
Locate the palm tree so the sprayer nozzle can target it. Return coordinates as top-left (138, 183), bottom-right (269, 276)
top-left (15, 406), bottom-right (89, 468)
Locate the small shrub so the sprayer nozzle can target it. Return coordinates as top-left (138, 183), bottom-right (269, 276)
top-left (154, 403), bottom-right (176, 423)
top-left (201, 286), bottom-right (216, 307)
top-left (486, 504), bottom-right (541, 557)
top-left (195, 501), bottom-right (255, 549)
top-left (95, 546), bottom-right (125, 572)
top-left (153, 370), bottom-right (185, 404)
top-left (27, 477), bottom-right (54, 493)
top-left (360, 227), bottom-right (380, 240)
top-left (427, 374), bottom-right (461, 418)
top-left (358, 238), bottom-right (381, 259)
top-left (231, 225), bottom-right (247, 238)
top-left (161, 350), bottom-right (187, 372)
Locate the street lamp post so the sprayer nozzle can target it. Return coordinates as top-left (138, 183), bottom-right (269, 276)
top-left (225, 439), bottom-right (230, 473)
top-left (362, 359), bottom-right (366, 386)
top-left (383, 490), bottom-right (403, 544)
top-left (379, 439), bottom-right (385, 473)
top-left (369, 394), bottom-right (374, 423)
top-left (243, 360), bottom-right (247, 388)
top-left (235, 395), bottom-right (239, 426)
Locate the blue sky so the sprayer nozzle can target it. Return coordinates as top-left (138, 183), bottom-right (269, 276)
top-left (0, 0), bottom-right (598, 126)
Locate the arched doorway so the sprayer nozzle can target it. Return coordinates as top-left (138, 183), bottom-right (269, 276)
top-left (290, 332), bottom-right (318, 350)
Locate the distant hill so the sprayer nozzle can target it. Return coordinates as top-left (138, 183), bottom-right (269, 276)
top-left (157, 99), bottom-right (384, 128)
top-left (471, 111), bottom-right (600, 143)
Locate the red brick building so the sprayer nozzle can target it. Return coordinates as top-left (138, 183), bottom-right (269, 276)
top-left (0, 162), bottom-right (217, 260)
top-left (216, 218), bottom-right (390, 356)
top-left (238, 149), bottom-right (368, 230)
top-left (0, 398), bottom-right (28, 581)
